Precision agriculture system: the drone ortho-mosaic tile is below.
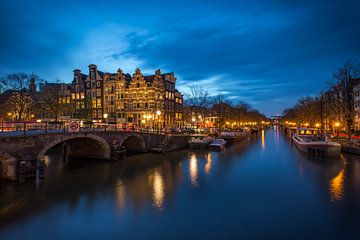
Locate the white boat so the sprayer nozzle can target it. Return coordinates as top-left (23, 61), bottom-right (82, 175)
top-left (188, 135), bottom-right (214, 149)
top-left (292, 128), bottom-right (341, 157)
top-left (208, 139), bottom-right (226, 151)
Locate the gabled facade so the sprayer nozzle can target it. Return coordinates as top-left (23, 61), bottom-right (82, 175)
top-left (68, 65), bottom-right (183, 128)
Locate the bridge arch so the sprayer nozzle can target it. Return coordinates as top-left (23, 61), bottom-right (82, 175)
top-left (120, 134), bottom-right (146, 152)
top-left (38, 134), bottom-right (111, 161)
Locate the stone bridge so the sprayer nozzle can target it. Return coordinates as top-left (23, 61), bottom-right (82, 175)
top-left (0, 131), bottom-right (189, 181)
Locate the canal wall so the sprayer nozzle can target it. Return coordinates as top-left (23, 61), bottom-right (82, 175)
top-left (163, 135), bottom-right (191, 152)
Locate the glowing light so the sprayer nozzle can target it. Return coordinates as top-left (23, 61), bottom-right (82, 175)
top-left (36, 119), bottom-right (42, 123)
top-left (261, 130), bottom-right (265, 150)
top-left (152, 170), bottom-right (165, 209)
top-left (7, 112), bottom-right (12, 116)
top-left (334, 122), bottom-right (340, 127)
top-left (156, 110), bottom-right (161, 116)
top-left (315, 123), bottom-right (321, 128)
top-left (330, 169), bottom-right (345, 202)
top-left (192, 117), bottom-right (196, 122)
top-left (190, 154), bottom-right (198, 186)
top-left (103, 113), bottom-right (108, 119)
top-left (205, 153), bottom-right (212, 175)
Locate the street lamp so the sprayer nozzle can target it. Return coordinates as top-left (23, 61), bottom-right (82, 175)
top-left (103, 113), bottom-right (108, 130)
top-left (334, 121), bottom-right (340, 135)
top-left (156, 110), bottom-right (161, 133)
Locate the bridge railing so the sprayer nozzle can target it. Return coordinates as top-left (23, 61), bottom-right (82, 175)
top-left (0, 122), bottom-right (177, 137)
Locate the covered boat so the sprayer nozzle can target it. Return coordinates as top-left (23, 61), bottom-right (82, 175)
top-left (188, 135), bottom-right (214, 149)
top-left (220, 131), bottom-right (247, 142)
top-left (292, 128), bottom-right (341, 157)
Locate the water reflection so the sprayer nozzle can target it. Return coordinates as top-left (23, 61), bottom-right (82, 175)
top-left (205, 153), bottom-right (212, 175)
top-left (2, 130), bottom-right (360, 239)
top-left (189, 154), bottom-right (198, 186)
top-left (329, 168), bottom-right (345, 202)
top-left (261, 130), bottom-right (266, 150)
top-left (115, 179), bottom-right (126, 211)
top-left (151, 169), bottom-right (165, 209)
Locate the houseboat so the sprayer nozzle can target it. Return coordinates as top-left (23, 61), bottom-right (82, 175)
top-left (292, 128), bottom-right (341, 157)
top-left (220, 131), bottom-right (247, 143)
top-left (188, 135), bottom-right (214, 149)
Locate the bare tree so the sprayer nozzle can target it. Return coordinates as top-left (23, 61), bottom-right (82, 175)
top-left (184, 85), bottom-right (209, 121)
top-left (333, 60), bottom-right (360, 138)
top-left (0, 73), bottom-right (34, 120)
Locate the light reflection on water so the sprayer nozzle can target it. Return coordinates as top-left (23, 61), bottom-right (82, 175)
top-left (151, 169), bottom-right (165, 210)
top-left (261, 129), bottom-right (266, 150)
top-left (205, 153), bottom-right (212, 175)
top-left (329, 168), bottom-right (345, 202)
top-left (189, 153), bottom-right (198, 186)
top-left (1, 129), bottom-right (360, 239)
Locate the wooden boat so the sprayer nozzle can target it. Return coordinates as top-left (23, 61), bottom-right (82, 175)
top-left (188, 135), bottom-right (214, 149)
top-left (208, 139), bottom-right (226, 151)
top-left (292, 128), bottom-right (341, 157)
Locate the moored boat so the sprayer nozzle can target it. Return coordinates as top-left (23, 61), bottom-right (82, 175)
top-left (220, 131), bottom-right (247, 142)
top-left (292, 128), bottom-right (341, 157)
top-left (208, 138), bottom-right (226, 151)
top-left (188, 135), bottom-right (214, 149)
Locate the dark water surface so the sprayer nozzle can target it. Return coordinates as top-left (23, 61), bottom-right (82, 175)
top-left (1, 127), bottom-right (360, 239)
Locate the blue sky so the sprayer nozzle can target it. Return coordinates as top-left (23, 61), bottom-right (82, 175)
top-left (1, 0), bottom-right (359, 116)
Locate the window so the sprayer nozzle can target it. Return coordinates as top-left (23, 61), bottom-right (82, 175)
top-left (96, 99), bottom-right (102, 108)
top-left (96, 89), bottom-right (101, 97)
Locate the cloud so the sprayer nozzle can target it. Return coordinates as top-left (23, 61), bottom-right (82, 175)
top-left (0, 0), bottom-right (359, 116)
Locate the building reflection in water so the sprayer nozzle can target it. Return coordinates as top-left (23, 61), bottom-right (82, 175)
top-left (115, 179), bottom-right (126, 211)
top-left (190, 154), bottom-right (198, 186)
top-left (261, 130), bottom-right (266, 150)
top-left (329, 168), bottom-right (345, 203)
top-left (205, 153), bottom-right (212, 175)
top-left (152, 169), bottom-right (165, 209)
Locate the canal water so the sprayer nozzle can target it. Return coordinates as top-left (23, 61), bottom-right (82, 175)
top-left (1, 127), bottom-right (360, 239)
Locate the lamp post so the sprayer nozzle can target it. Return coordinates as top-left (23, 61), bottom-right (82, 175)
top-left (191, 117), bottom-right (196, 130)
top-left (156, 110), bottom-right (161, 134)
top-left (334, 121), bottom-right (340, 135)
top-left (103, 113), bottom-right (108, 131)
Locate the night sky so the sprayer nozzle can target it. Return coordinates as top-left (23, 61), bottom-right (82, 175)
top-left (1, 0), bottom-right (359, 116)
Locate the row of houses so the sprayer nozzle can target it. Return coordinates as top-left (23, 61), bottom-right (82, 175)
top-left (61, 64), bottom-right (184, 128)
top-left (321, 78), bottom-right (360, 131)
top-left (1, 65), bottom-right (184, 128)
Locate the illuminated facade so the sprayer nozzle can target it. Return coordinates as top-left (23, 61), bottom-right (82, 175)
top-left (69, 64), bottom-right (183, 127)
